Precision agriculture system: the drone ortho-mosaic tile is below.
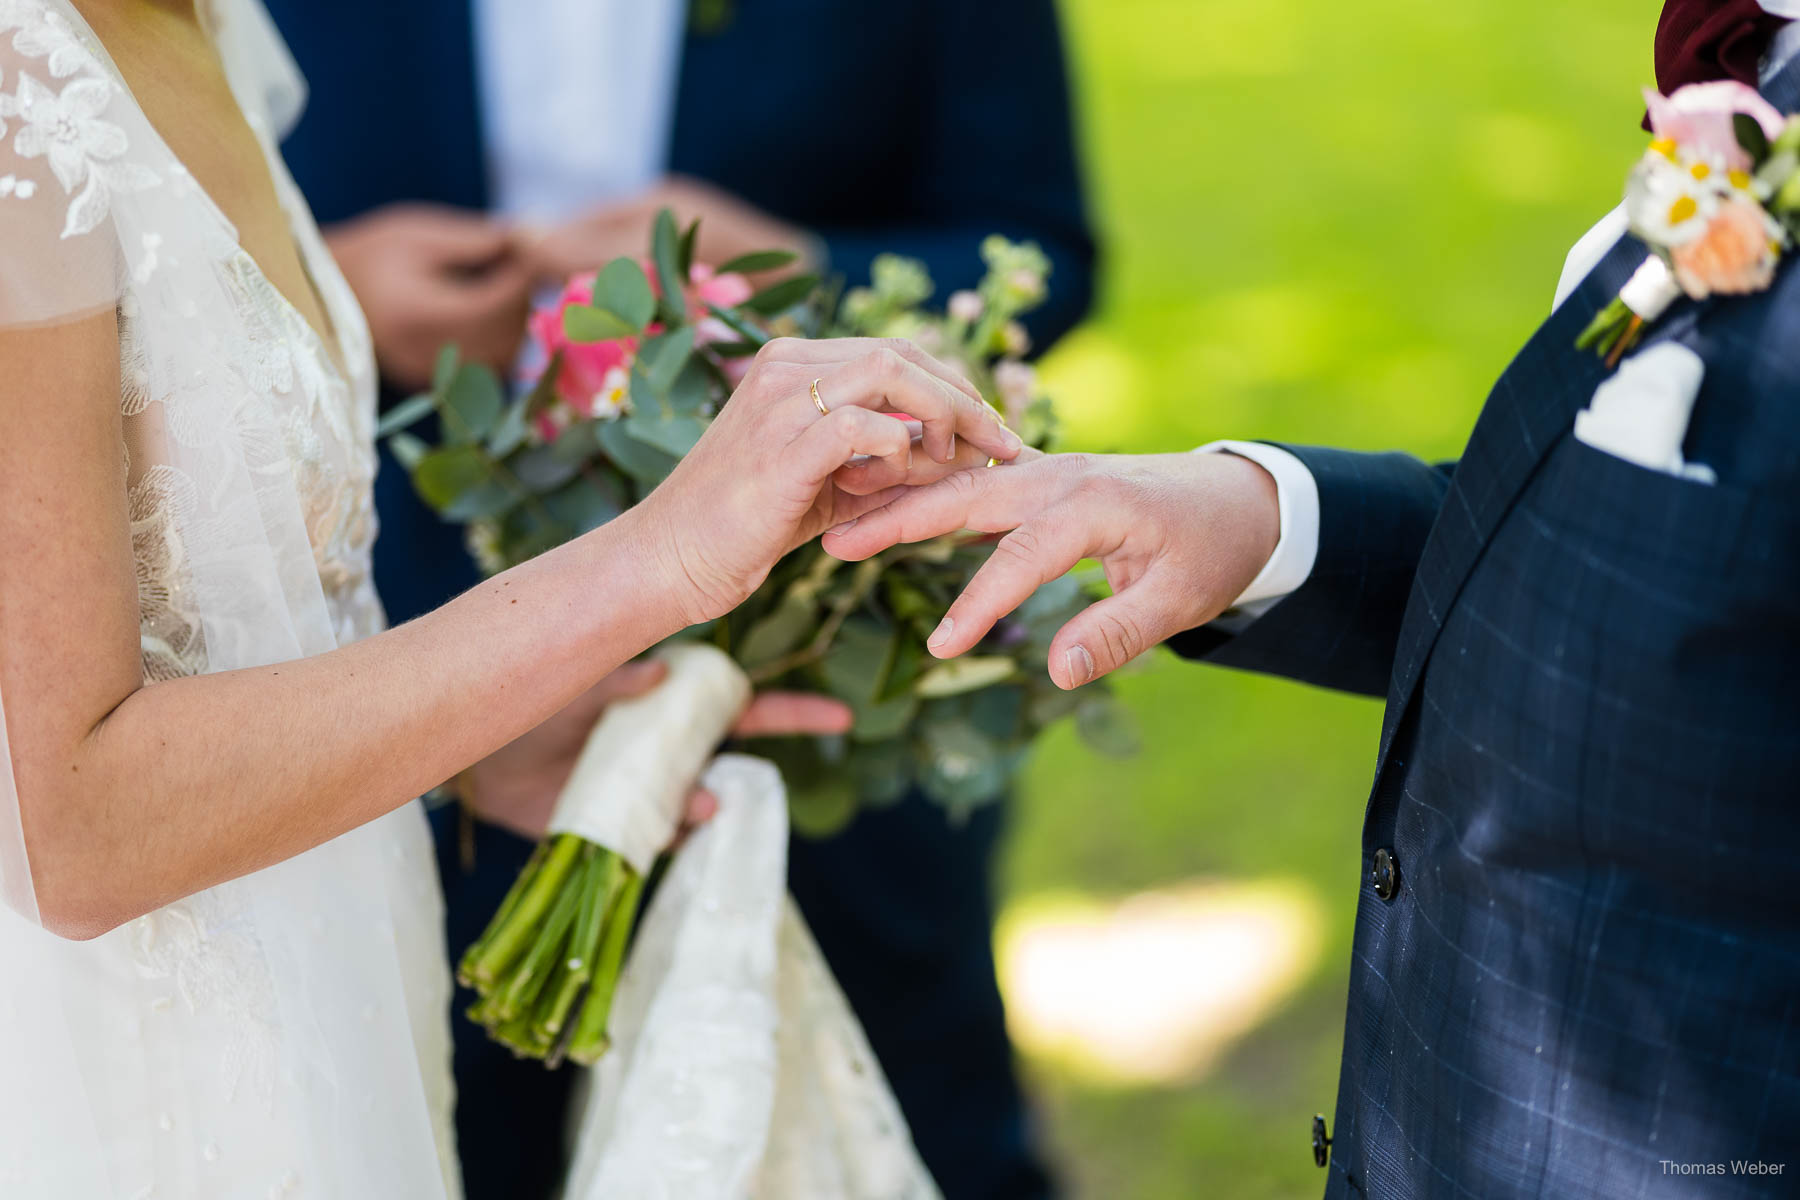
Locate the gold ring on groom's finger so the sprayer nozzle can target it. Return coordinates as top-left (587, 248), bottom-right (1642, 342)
top-left (810, 378), bottom-right (829, 416)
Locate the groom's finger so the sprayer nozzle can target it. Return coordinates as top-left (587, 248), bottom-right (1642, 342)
top-left (831, 437), bottom-right (1000, 496)
top-left (924, 513), bottom-right (1097, 658)
top-left (1046, 575), bottom-right (1183, 689)
top-left (823, 458), bottom-right (1059, 561)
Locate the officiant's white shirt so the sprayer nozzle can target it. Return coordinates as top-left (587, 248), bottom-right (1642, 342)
top-left (473, 0), bottom-right (685, 221)
top-left (1211, 21), bottom-right (1800, 624)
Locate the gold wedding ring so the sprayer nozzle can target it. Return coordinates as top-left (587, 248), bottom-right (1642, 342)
top-left (810, 377), bottom-right (828, 416)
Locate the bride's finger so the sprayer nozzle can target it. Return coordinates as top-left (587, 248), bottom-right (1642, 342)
top-left (832, 435), bottom-right (996, 496)
top-left (785, 404), bottom-right (914, 491)
top-left (758, 336), bottom-right (985, 408)
top-left (817, 351), bottom-right (1020, 464)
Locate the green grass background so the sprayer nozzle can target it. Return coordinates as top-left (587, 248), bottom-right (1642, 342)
top-left (1001, 2), bottom-right (1656, 1195)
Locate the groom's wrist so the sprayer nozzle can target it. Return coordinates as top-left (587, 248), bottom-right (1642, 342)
top-left (1195, 440), bottom-right (1319, 623)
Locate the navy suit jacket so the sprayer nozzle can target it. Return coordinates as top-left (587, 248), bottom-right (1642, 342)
top-left (1172, 60), bottom-right (1800, 1199)
top-left (264, 5), bottom-right (1090, 1198)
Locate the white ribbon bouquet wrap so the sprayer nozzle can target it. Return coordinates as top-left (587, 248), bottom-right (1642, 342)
top-left (503, 643), bottom-right (939, 1199)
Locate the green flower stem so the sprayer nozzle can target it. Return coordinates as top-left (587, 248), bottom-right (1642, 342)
top-left (465, 833), bottom-right (586, 988)
top-left (495, 867), bottom-right (587, 1021)
top-left (534, 853), bottom-right (620, 1042)
top-left (458, 840), bottom-right (549, 985)
top-left (567, 868), bottom-right (646, 1066)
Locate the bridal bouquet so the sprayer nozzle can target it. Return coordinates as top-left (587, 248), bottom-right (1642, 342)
top-left (381, 211), bottom-right (1131, 1062)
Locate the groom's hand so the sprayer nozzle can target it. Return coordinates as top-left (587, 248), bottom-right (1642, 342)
top-left (824, 452), bottom-right (1282, 689)
top-left (324, 204), bottom-right (535, 390)
top-left (464, 660), bottom-right (852, 840)
top-left (523, 176), bottom-right (823, 284)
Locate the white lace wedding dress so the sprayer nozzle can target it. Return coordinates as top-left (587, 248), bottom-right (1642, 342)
top-left (0, 4), bottom-right (943, 1197)
top-left (0, 1), bottom-right (459, 1195)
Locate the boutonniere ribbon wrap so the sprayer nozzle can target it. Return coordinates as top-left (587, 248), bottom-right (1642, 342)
top-left (1579, 81), bottom-right (1800, 363)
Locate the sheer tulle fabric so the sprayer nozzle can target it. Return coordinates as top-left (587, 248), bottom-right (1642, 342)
top-left (0, 2), bottom-right (457, 1194)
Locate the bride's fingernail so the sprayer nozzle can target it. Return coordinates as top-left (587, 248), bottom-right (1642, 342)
top-left (1065, 644), bottom-right (1095, 687)
top-left (827, 518), bottom-right (857, 536)
top-left (1002, 427), bottom-right (1024, 453)
top-left (928, 616), bottom-right (954, 651)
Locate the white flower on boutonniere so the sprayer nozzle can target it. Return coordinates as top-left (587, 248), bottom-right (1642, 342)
top-left (1578, 81), bottom-right (1800, 365)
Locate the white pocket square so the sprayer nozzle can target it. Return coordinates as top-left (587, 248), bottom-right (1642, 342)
top-left (1573, 341), bottom-right (1716, 484)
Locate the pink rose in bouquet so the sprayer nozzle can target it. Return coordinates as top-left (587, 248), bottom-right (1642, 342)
top-left (526, 261), bottom-right (755, 438)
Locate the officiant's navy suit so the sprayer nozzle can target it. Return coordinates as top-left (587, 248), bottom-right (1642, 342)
top-left (263, 3), bottom-right (1091, 1198)
top-left (1172, 57), bottom-right (1800, 1200)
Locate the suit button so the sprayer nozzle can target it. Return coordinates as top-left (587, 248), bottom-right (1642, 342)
top-left (1371, 848), bottom-right (1399, 901)
top-left (1312, 1113), bottom-right (1331, 1167)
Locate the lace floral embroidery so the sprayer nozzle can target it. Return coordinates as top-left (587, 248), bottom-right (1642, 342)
top-left (0, 5), bottom-right (157, 236)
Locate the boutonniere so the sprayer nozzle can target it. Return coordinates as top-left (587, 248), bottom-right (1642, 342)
top-left (690, 0), bottom-right (736, 36)
top-left (1579, 81), bottom-right (1800, 365)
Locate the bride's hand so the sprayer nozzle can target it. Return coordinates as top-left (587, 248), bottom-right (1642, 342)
top-left (465, 659), bottom-right (853, 840)
top-left (629, 337), bottom-right (1023, 627)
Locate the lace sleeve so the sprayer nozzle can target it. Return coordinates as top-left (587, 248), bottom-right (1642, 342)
top-left (0, 6), bottom-right (135, 329)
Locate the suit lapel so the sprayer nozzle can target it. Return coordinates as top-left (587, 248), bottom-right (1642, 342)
top-left (1371, 238), bottom-right (1641, 773)
top-left (1370, 50), bottom-right (1800, 784)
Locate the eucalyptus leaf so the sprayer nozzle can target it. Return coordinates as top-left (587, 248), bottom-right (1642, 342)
top-left (651, 208), bottom-right (688, 324)
top-left (819, 617), bottom-right (897, 704)
top-left (563, 304), bottom-right (639, 343)
top-left (715, 249), bottom-right (799, 275)
top-left (442, 364), bottom-right (504, 442)
top-left (852, 692), bottom-right (918, 742)
top-left (665, 358), bottom-right (715, 414)
top-left (678, 218), bottom-right (701, 277)
top-left (431, 343), bottom-right (460, 394)
top-left (389, 431), bottom-right (429, 471)
top-left (443, 478), bottom-right (522, 521)
top-left (622, 407), bottom-right (707, 458)
top-left (743, 273), bottom-right (820, 316)
top-left (542, 474), bottom-right (624, 534)
top-left (738, 591), bottom-right (819, 669)
top-left (595, 419), bottom-right (679, 485)
top-left (413, 444), bottom-right (492, 512)
top-left (485, 400), bottom-right (530, 457)
top-left (639, 326), bottom-right (696, 396)
top-left (377, 392), bottom-right (438, 438)
top-left (510, 442), bottom-right (585, 492)
top-left (594, 257), bottom-right (656, 332)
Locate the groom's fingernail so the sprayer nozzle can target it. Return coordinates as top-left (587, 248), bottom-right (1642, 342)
top-left (1065, 644), bottom-right (1095, 687)
top-left (928, 616), bottom-right (955, 651)
top-left (1001, 426), bottom-right (1024, 453)
top-left (827, 518), bottom-right (858, 536)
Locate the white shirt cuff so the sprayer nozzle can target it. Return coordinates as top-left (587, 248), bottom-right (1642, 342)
top-left (1195, 440), bottom-right (1320, 624)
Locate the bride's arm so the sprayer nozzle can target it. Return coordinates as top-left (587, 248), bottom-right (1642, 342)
top-left (1, 313), bottom-right (1017, 939)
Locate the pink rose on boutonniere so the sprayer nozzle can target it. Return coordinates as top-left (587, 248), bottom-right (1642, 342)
top-left (1579, 79), bottom-right (1800, 363)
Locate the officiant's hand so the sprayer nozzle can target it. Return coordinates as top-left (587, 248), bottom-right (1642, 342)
top-left (629, 337), bottom-right (1023, 628)
top-left (465, 659), bottom-right (853, 840)
top-left (824, 452), bottom-right (1281, 688)
top-left (523, 177), bottom-right (823, 284)
top-left (324, 204), bottom-right (535, 389)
